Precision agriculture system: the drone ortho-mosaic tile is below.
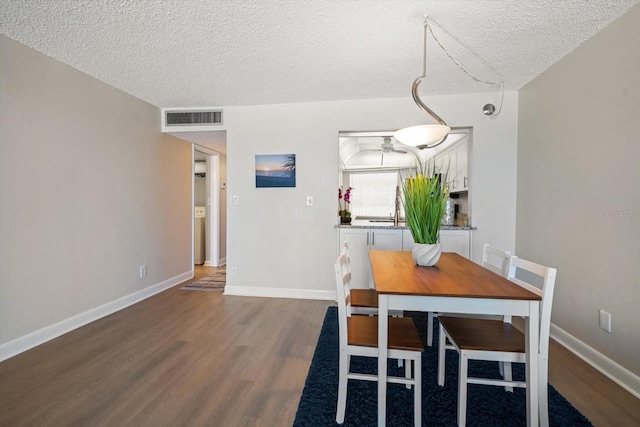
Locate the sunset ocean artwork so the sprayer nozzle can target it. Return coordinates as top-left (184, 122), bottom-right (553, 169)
top-left (255, 154), bottom-right (296, 188)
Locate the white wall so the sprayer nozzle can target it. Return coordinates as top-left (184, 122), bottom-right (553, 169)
top-left (517, 5), bottom-right (640, 379)
top-left (0, 36), bottom-right (193, 358)
top-left (222, 92), bottom-right (519, 298)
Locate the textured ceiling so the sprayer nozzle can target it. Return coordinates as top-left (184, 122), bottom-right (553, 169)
top-left (2, 0), bottom-right (638, 110)
top-left (172, 130), bottom-right (228, 155)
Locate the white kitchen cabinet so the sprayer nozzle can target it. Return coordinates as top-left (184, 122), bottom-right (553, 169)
top-left (338, 228), bottom-right (403, 289)
top-left (451, 139), bottom-right (469, 192)
top-left (402, 229), bottom-right (471, 259)
top-left (439, 230), bottom-right (471, 259)
top-left (402, 229), bottom-right (414, 251)
top-left (435, 149), bottom-right (452, 177)
top-left (434, 138), bottom-right (469, 193)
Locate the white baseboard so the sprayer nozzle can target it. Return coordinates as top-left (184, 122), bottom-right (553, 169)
top-left (203, 257), bottom-right (226, 267)
top-left (224, 285), bottom-right (335, 301)
top-left (0, 270), bottom-right (193, 362)
top-left (551, 323), bottom-right (640, 399)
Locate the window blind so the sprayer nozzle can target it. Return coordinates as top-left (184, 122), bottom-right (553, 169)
top-left (349, 172), bottom-right (400, 218)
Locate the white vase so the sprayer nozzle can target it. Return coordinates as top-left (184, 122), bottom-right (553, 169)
top-left (411, 242), bottom-right (441, 266)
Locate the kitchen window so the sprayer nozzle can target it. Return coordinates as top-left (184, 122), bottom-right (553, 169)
top-left (349, 172), bottom-right (402, 219)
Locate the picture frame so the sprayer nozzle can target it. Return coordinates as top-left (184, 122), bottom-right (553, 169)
top-left (255, 154), bottom-right (296, 188)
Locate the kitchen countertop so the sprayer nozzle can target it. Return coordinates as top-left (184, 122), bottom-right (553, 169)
top-left (335, 219), bottom-right (475, 230)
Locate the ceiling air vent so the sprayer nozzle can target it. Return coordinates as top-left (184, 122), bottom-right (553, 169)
top-left (165, 109), bottom-right (222, 127)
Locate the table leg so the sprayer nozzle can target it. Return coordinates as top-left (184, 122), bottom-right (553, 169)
top-left (526, 301), bottom-right (540, 427)
top-left (378, 294), bottom-right (389, 427)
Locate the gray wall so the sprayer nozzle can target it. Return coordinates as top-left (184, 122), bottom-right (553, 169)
top-left (0, 36), bottom-right (193, 349)
top-left (517, 6), bottom-right (640, 376)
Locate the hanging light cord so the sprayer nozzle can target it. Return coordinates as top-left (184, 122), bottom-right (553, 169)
top-left (425, 17), bottom-right (505, 116)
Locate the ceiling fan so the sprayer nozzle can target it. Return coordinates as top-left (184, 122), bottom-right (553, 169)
top-left (361, 137), bottom-right (408, 165)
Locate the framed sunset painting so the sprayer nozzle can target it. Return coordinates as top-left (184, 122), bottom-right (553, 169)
top-left (255, 154), bottom-right (296, 188)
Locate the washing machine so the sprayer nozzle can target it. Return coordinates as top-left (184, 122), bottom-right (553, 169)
top-left (194, 206), bottom-right (206, 265)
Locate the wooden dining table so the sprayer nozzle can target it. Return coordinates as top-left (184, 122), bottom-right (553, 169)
top-left (369, 250), bottom-right (542, 427)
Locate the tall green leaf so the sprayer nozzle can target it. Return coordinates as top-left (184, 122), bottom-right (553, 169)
top-left (401, 159), bottom-right (448, 244)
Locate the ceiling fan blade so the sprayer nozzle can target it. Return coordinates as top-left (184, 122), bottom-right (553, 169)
top-left (392, 149), bottom-right (408, 154)
top-left (380, 152), bottom-right (384, 166)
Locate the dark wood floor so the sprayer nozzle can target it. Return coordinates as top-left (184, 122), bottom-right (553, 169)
top-left (1, 266), bottom-right (638, 426)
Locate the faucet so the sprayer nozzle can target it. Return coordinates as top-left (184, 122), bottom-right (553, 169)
top-left (394, 185), bottom-right (401, 226)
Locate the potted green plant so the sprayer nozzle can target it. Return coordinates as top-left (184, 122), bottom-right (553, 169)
top-left (338, 186), bottom-right (352, 224)
top-left (402, 160), bottom-right (448, 266)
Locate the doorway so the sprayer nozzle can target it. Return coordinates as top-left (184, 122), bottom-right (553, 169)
top-left (194, 146), bottom-right (221, 267)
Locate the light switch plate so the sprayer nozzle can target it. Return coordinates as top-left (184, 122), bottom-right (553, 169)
top-left (599, 310), bottom-right (611, 332)
top-left (231, 195), bottom-right (240, 205)
top-left (306, 196), bottom-right (313, 206)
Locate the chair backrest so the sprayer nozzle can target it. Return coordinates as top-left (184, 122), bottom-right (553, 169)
top-left (507, 256), bottom-right (557, 358)
top-left (340, 240), bottom-right (349, 256)
top-left (334, 253), bottom-right (353, 349)
top-left (339, 241), bottom-right (351, 273)
top-left (338, 241), bottom-right (353, 299)
top-left (482, 243), bottom-right (512, 277)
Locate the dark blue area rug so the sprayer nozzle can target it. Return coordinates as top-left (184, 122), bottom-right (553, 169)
top-left (294, 307), bottom-right (592, 427)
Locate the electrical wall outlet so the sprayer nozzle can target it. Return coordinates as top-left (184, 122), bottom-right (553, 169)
top-left (230, 266), bottom-right (238, 277)
top-left (599, 310), bottom-right (611, 333)
top-left (139, 265), bottom-right (147, 278)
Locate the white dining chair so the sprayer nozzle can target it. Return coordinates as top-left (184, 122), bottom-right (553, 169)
top-left (426, 244), bottom-right (512, 347)
top-left (339, 241), bottom-right (403, 317)
top-left (334, 253), bottom-right (424, 426)
top-left (480, 244), bottom-right (515, 388)
top-left (437, 256), bottom-right (557, 427)
top-left (482, 243), bottom-right (512, 277)
top-left (340, 241), bottom-right (405, 369)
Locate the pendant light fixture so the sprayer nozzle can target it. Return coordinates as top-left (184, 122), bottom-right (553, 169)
top-left (394, 17), bottom-right (450, 149)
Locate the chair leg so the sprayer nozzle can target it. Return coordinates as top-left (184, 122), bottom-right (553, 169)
top-left (437, 324), bottom-right (446, 386)
top-left (539, 361), bottom-right (549, 427)
top-left (414, 356), bottom-right (422, 427)
top-left (405, 358), bottom-right (411, 389)
top-left (427, 312), bottom-right (434, 346)
top-left (503, 361), bottom-right (514, 392)
top-left (336, 351), bottom-right (349, 424)
top-left (457, 352), bottom-right (468, 427)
